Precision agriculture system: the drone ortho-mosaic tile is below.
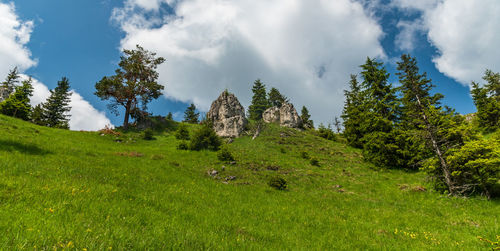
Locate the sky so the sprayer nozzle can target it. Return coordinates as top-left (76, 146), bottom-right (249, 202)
top-left (1, 0), bottom-right (499, 130)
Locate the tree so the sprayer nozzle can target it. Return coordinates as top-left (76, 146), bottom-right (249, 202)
top-left (248, 79), bottom-right (269, 120)
top-left (0, 67), bottom-right (20, 100)
top-left (342, 74), bottom-right (365, 148)
top-left (166, 112), bottom-right (173, 120)
top-left (471, 70), bottom-right (500, 132)
top-left (183, 103), bottom-right (199, 124)
top-left (95, 45), bottom-right (165, 130)
top-left (300, 106), bottom-right (314, 129)
top-left (31, 104), bottom-right (46, 126)
top-left (42, 77), bottom-right (72, 129)
top-left (268, 87), bottom-right (288, 107)
top-left (396, 54), bottom-right (462, 194)
top-left (0, 78), bottom-right (33, 120)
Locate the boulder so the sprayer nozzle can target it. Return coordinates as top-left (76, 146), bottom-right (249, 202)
top-left (207, 91), bottom-right (247, 138)
top-left (0, 87), bottom-right (9, 102)
top-left (263, 102), bottom-right (302, 128)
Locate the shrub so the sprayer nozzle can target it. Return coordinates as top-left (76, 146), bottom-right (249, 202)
top-left (310, 158), bottom-right (320, 166)
top-left (268, 176), bottom-right (287, 190)
top-left (317, 126), bottom-right (336, 141)
top-left (217, 146), bottom-right (235, 162)
top-left (177, 141), bottom-right (189, 150)
top-left (143, 128), bottom-right (154, 140)
top-left (175, 123), bottom-right (190, 140)
top-left (189, 125), bottom-right (222, 151)
top-left (301, 151), bottom-right (310, 159)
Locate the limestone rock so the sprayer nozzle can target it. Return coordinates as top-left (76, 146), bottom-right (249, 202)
top-left (207, 91), bottom-right (247, 138)
top-left (263, 102), bottom-right (302, 128)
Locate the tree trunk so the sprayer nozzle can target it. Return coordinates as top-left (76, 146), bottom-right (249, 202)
top-left (123, 100), bottom-right (131, 130)
top-left (415, 94), bottom-right (455, 195)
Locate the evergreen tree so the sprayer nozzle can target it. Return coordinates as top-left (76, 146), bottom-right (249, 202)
top-left (471, 70), bottom-right (500, 132)
top-left (31, 104), bottom-right (46, 126)
top-left (42, 77), bottom-right (72, 129)
top-left (300, 106), bottom-right (314, 129)
top-left (268, 87), bottom-right (288, 107)
top-left (0, 67), bottom-right (20, 99)
top-left (358, 57), bottom-right (400, 167)
top-left (248, 79), bottom-right (269, 120)
top-left (0, 78), bottom-right (33, 120)
top-left (183, 103), bottom-right (199, 124)
top-left (342, 74), bottom-right (365, 148)
top-left (166, 112), bottom-right (173, 120)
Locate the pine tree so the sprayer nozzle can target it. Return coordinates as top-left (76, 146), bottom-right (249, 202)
top-left (342, 74), bottom-right (365, 148)
top-left (333, 116), bottom-right (341, 133)
top-left (471, 70), bottom-right (500, 132)
top-left (166, 112), bottom-right (173, 120)
top-left (248, 79), bottom-right (269, 120)
top-left (31, 104), bottom-right (46, 126)
top-left (358, 57), bottom-right (400, 167)
top-left (0, 78), bottom-right (33, 120)
top-left (0, 67), bottom-right (20, 100)
top-left (268, 87), bottom-right (288, 107)
top-left (183, 103), bottom-right (199, 124)
top-left (42, 77), bottom-right (72, 129)
top-left (300, 106), bottom-right (314, 129)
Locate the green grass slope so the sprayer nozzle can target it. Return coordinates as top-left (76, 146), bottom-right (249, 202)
top-left (0, 114), bottom-right (498, 250)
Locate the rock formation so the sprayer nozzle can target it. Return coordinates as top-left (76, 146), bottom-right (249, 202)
top-left (207, 91), bottom-right (247, 138)
top-left (263, 102), bottom-right (302, 128)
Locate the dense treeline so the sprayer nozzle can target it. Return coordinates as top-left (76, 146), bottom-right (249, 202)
top-left (342, 54), bottom-right (499, 198)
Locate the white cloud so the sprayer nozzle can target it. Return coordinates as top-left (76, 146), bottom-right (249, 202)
top-left (113, 0), bottom-right (386, 124)
top-left (0, 2), bottom-right (112, 131)
top-left (393, 0), bottom-right (500, 86)
top-left (394, 19), bottom-right (424, 52)
top-left (0, 2), bottom-right (36, 77)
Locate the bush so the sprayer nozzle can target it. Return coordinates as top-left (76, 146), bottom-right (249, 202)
top-left (177, 141), bottom-right (189, 150)
top-left (175, 123), bottom-right (190, 140)
top-left (217, 146), bottom-right (235, 162)
top-left (310, 158), bottom-right (320, 166)
top-left (317, 124), bottom-right (336, 141)
top-left (143, 128), bottom-right (154, 140)
top-left (268, 176), bottom-right (288, 190)
top-left (189, 125), bottom-right (221, 151)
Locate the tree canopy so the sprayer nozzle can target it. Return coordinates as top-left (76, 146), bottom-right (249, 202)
top-left (95, 45), bottom-right (165, 130)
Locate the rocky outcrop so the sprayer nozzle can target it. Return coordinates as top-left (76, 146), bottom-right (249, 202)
top-left (263, 102), bottom-right (302, 128)
top-left (207, 91), bottom-right (247, 138)
top-left (0, 87), bottom-right (8, 102)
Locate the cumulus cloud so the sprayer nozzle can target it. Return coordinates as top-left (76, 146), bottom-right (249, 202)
top-left (113, 0), bottom-right (386, 124)
top-left (394, 19), bottom-right (424, 52)
top-left (0, 2), bottom-right (112, 131)
top-left (393, 0), bottom-right (500, 86)
top-left (0, 2), bottom-right (36, 77)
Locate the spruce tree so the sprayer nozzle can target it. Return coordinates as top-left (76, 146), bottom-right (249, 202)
top-left (471, 70), bottom-right (500, 132)
top-left (31, 104), bottom-right (46, 126)
top-left (342, 74), bottom-right (365, 148)
top-left (248, 79), bottom-right (269, 120)
top-left (300, 106), bottom-right (314, 129)
top-left (0, 67), bottom-right (20, 100)
top-left (183, 103), bottom-right (199, 124)
top-left (42, 77), bottom-right (72, 129)
top-left (268, 87), bottom-right (288, 107)
top-left (333, 116), bottom-right (341, 133)
top-left (358, 57), bottom-right (400, 167)
top-left (0, 78), bottom-right (33, 120)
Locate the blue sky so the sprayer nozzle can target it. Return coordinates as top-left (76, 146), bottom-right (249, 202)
top-left (2, 0), bottom-right (499, 130)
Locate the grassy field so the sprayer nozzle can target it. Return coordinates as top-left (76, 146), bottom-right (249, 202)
top-left (0, 114), bottom-right (498, 250)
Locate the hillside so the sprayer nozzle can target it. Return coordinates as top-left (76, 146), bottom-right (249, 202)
top-left (0, 114), bottom-right (498, 250)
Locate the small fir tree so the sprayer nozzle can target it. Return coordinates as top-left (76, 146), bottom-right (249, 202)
top-left (0, 67), bottom-right (20, 99)
top-left (248, 79), bottom-right (269, 120)
top-left (31, 104), bottom-right (46, 126)
top-left (471, 70), bottom-right (500, 132)
top-left (268, 87), bottom-right (288, 107)
top-left (183, 103), bottom-right (200, 124)
top-left (0, 78), bottom-right (33, 120)
top-left (300, 106), bottom-right (314, 129)
top-left (342, 74), bottom-right (365, 148)
top-left (42, 77), bottom-right (72, 129)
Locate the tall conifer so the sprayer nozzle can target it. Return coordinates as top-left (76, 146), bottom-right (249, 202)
top-left (248, 79), bottom-right (269, 120)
